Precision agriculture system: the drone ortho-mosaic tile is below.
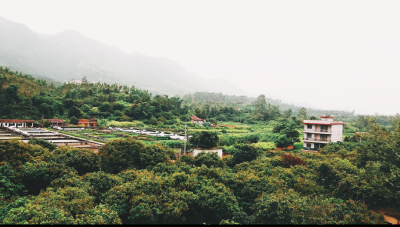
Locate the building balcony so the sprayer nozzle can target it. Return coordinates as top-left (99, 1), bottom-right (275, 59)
top-left (303, 129), bottom-right (332, 134)
top-left (303, 137), bottom-right (331, 143)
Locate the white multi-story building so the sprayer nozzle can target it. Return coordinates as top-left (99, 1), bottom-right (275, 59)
top-left (302, 116), bottom-right (344, 151)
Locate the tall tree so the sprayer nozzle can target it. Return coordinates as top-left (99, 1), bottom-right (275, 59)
top-left (297, 107), bottom-right (307, 119)
top-left (253, 94), bottom-right (267, 114)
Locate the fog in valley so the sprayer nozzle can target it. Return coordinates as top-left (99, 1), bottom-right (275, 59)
top-left (0, 0), bottom-right (399, 115)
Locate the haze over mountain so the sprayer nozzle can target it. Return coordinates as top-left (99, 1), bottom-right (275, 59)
top-left (0, 16), bottom-right (253, 97)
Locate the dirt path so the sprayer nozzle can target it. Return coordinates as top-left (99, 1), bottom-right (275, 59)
top-left (383, 214), bottom-right (399, 225)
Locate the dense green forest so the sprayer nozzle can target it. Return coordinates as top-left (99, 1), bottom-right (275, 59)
top-left (1, 66), bottom-right (400, 224)
top-left (1, 120), bottom-right (399, 224)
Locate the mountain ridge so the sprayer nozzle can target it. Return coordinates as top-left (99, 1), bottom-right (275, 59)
top-left (0, 16), bottom-right (254, 97)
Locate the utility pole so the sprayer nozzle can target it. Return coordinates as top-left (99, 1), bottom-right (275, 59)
top-left (184, 122), bottom-right (187, 154)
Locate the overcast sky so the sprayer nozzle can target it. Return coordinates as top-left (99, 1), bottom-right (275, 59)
top-left (0, 0), bottom-right (399, 115)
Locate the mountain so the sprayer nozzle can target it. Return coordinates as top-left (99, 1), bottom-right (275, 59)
top-left (0, 16), bottom-right (253, 96)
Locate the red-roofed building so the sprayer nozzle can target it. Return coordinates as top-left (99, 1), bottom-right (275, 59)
top-left (0, 119), bottom-right (34, 128)
top-left (77, 118), bottom-right (98, 127)
top-left (191, 116), bottom-right (206, 126)
top-left (48, 119), bottom-right (64, 127)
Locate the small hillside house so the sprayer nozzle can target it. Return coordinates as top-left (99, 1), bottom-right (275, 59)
top-left (77, 118), bottom-right (98, 127)
top-left (302, 115), bottom-right (344, 151)
top-left (48, 119), bottom-right (64, 127)
top-left (191, 116), bottom-right (206, 126)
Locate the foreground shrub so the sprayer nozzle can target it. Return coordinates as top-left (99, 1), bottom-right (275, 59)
top-left (2, 187), bottom-right (122, 224)
top-left (51, 146), bottom-right (100, 175)
top-left (194, 152), bottom-right (224, 168)
top-left (28, 139), bottom-right (56, 152)
top-left (19, 161), bottom-right (76, 195)
top-left (0, 163), bottom-right (25, 199)
top-left (232, 144), bottom-right (261, 165)
top-left (253, 191), bottom-right (385, 224)
top-left (82, 171), bottom-right (123, 204)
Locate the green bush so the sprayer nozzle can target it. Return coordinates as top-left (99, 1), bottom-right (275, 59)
top-left (119, 115), bottom-right (131, 121)
top-left (0, 164), bottom-right (25, 199)
top-left (222, 145), bottom-right (237, 154)
top-left (134, 121), bottom-right (145, 128)
top-left (232, 144), bottom-right (261, 165)
top-left (28, 139), bottom-right (56, 152)
top-left (194, 152), bottom-right (224, 168)
top-left (70, 116), bottom-right (79, 125)
top-left (274, 134), bottom-right (292, 147)
top-left (259, 133), bottom-right (279, 142)
top-left (43, 119), bottom-right (51, 128)
top-left (254, 142), bottom-right (276, 150)
top-left (162, 140), bottom-right (184, 149)
top-left (190, 131), bottom-right (219, 149)
top-left (51, 146), bottom-right (100, 175)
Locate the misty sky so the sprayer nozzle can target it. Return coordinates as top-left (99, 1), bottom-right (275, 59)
top-left (0, 0), bottom-right (399, 115)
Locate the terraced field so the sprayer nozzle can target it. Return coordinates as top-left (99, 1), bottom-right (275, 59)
top-left (59, 128), bottom-right (182, 148)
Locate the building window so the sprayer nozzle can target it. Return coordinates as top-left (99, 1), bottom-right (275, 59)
top-left (307, 143), bottom-right (311, 148)
top-left (321, 125), bottom-right (328, 132)
top-left (307, 133), bottom-right (312, 138)
top-left (307, 125), bottom-right (312, 129)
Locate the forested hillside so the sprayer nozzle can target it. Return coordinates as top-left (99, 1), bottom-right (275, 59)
top-left (0, 65), bottom-right (313, 127)
top-left (0, 66), bottom-right (393, 131)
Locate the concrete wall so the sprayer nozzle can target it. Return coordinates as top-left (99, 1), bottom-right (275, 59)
top-left (321, 118), bottom-right (334, 122)
top-left (192, 149), bottom-right (223, 158)
top-left (304, 142), bottom-right (314, 148)
top-left (1, 123), bottom-right (26, 128)
top-left (331, 124), bottom-right (343, 142)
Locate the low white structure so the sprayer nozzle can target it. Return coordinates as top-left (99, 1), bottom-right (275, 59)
top-left (0, 119), bottom-right (34, 128)
top-left (191, 148), bottom-right (223, 158)
top-left (302, 115), bottom-right (344, 151)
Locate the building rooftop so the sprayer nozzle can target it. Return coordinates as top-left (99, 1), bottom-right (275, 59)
top-left (191, 116), bottom-right (205, 121)
top-left (78, 118), bottom-right (97, 122)
top-left (0, 119), bottom-right (34, 123)
top-left (303, 120), bottom-right (344, 125)
top-left (320, 116), bottom-right (335, 118)
top-left (49, 119), bottom-right (64, 123)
